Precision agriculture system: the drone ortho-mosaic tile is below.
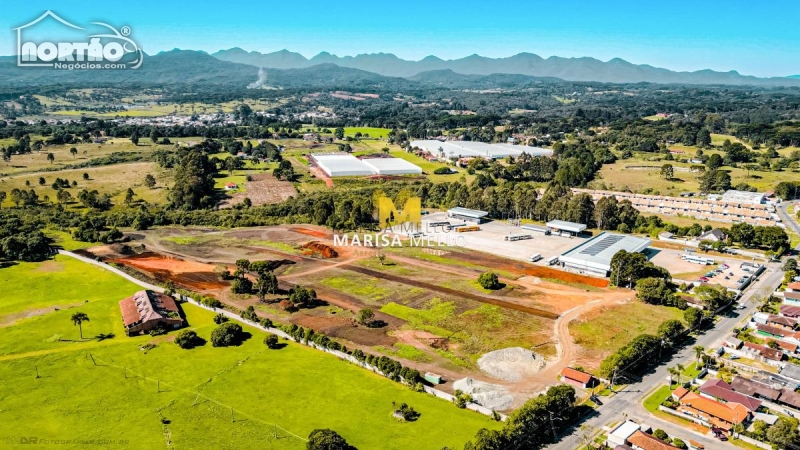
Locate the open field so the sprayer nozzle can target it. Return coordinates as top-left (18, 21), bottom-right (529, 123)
top-left (0, 162), bottom-right (172, 208)
top-left (594, 151), bottom-right (800, 196)
top-left (0, 255), bottom-right (498, 449)
top-left (569, 302), bottom-right (684, 371)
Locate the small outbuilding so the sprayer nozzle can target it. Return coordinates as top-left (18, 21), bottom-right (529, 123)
top-left (560, 367), bottom-right (596, 388)
top-left (545, 220), bottom-right (587, 236)
top-left (447, 207), bottom-right (489, 224)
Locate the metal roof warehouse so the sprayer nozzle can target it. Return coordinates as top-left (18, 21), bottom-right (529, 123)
top-left (546, 220), bottom-right (587, 235)
top-left (447, 207), bottom-right (489, 223)
top-left (410, 140), bottom-right (553, 159)
top-left (309, 153), bottom-right (422, 177)
top-left (558, 232), bottom-right (651, 277)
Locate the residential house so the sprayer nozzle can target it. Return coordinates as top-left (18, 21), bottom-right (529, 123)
top-left (786, 282), bottom-right (800, 293)
top-left (755, 323), bottom-right (797, 343)
top-left (225, 183), bottom-right (238, 191)
top-left (742, 342), bottom-right (785, 366)
top-left (783, 291), bottom-right (800, 307)
top-left (780, 304), bottom-right (800, 318)
top-left (606, 420), bottom-right (642, 448)
top-left (730, 376), bottom-right (781, 402)
top-left (698, 379), bottom-right (762, 412)
top-left (678, 392), bottom-right (750, 431)
top-left (560, 367), bottom-right (596, 388)
top-left (780, 363), bottom-right (800, 384)
top-left (767, 339), bottom-right (799, 356)
top-left (626, 430), bottom-right (681, 450)
top-left (119, 290), bottom-right (184, 336)
top-left (671, 386), bottom-right (689, 402)
top-left (698, 228), bottom-right (725, 243)
top-left (766, 315), bottom-right (797, 331)
top-left (724, 335), bottom-right (743, 350)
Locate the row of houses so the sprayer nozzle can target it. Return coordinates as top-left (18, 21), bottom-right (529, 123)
top-left (607, 420), bottom-right (695, 450)
top-left (572, 188), bottom-right (779, 227)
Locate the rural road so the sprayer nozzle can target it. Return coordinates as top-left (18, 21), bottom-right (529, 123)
top-left (548, 260), bottom-right (783, 450)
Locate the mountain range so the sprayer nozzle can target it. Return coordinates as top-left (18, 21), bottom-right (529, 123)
top-left (212, 48), bottom-right (800, 86)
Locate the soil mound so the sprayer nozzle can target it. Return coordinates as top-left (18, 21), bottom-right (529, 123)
top-left (452, 377), bottom-right (514, 411)
top-left (477, 347), bottom-right (546, 382)
top-left (302, 241), bottom-right (338, 258)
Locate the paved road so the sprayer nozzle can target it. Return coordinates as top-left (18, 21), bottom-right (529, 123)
top-left (777, 202), bottom-right (800, 247)
top-left (551, 265), bottom-right (783, 450)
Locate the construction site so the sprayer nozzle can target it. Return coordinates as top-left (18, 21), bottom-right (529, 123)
top-left (72, 224), bottom-right (655, 410)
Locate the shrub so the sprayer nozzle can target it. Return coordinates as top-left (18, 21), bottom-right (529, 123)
top-left (306, 429), bottom-right (353, 450)
top-left (210, 323), bottom-right (244, 347)
top-left (174, 329), bottom-right (202, 349)
top-left (477, 272), bottom-right (501, 290)
top-left (653, 429), bottom-right (668, 440)
top-left (433, 167), bottom-right (453, 175)
top-left (264, 334), bottom-right (280, 349)
top-left (213, 313), bottom-right (228, 324)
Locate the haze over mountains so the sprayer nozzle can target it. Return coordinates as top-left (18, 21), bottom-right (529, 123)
top-left (212, 48), bottom-right (800, 86)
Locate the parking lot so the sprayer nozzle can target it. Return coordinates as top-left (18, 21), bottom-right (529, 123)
top-left (420, 213), bottom-right (588, 264)
top-left (650, 249), bottom-right (758, 290)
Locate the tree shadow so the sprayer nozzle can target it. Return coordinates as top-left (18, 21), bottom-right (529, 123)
top-left (95, 333), bottom-right (115, 341)
top-left (367, 320), bottom-right (388, 329)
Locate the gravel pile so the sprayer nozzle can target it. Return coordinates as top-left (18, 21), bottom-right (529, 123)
top-left (452, 377), bottom-right (514, 411)
top-left (477, 347), bottom-right (546, 381)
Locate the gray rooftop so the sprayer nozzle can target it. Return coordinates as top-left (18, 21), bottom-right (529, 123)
top-left (448, 207), bottom-right (489, 218)
top-left (560, 232), bottom-right (651, 271)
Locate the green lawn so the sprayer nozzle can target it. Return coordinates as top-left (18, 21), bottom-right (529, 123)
top-left (0, 256), bottom-right (497, 449)
top-left (319, 276), bottom-right (392, 304)
top-left (643, 385), bottom-right (672, 413)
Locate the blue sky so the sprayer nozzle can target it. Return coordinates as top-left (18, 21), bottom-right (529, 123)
top-left (2, 0), bottom-right (799, 77)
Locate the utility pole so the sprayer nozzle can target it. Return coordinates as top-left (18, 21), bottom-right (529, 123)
top-left (548, 411), bottom-right (557, 442)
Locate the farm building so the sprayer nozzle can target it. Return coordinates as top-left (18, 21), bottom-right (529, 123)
top-left (119, 290), bottom-right (184, 336)
top-left (224, 183), bottom-right (238, 191)
top-left (361, 157), bottom-right (423, 175)
top-left (309, 153), bottom-right (422, 177)
top-left (558, 232), bottom-right (651, 277)
top-left (720, 190), bottom-right (766, 205)
top-left (546, 220), bottom-right (587, 236)
top-left (309, 153), bottom-right (375, 177)
top-left (447, 207), bottom-right (489, 224)
top-left (560, 367), bottom-right (596, 388)
top-left (409, 140), bottom-right (553, 160)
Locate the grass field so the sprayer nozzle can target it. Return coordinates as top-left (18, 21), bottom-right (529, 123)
top-left (643, 385), bottom-right (672, 413)
top-left (569, 302), bottom-right (684, 371)
top-left (320, 276), bottom-right (393, 304)
top-left (0, 256), bottom-right (499, 449)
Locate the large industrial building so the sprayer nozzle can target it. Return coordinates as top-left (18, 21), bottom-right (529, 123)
top-left (720, 190), bottom-right (767, 205)
top-left (546, 220), bottom-right (588, 236)
top-left (558, 232), bottom-right (651, 277)
top-left (309, 153), bottom-right (422, 177)
top-left (410, 140), bottom-right (553, 160)
top-left (447, 207), bottom-right (489, 223)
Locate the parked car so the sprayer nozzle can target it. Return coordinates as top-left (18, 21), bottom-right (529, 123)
top-left (737, 304), bottom-right (746, 310)
top-left (699, 277), bottom-right (710, 282)
top-left (728, 355), bottom-right (740, 360)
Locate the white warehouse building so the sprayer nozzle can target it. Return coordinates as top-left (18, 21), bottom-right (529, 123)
top-left (558, 232), bottom-right (651, 277)
top-left (410, 140), bottom-right (553, 160)
top-left (309, 153), bottom-right (422, 177)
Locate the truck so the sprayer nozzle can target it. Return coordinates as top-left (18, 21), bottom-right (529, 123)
top-left (456, 226), bottom-right (481, 233)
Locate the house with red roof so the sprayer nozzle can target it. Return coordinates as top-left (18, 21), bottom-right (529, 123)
top-left (678, 392), bottom-right (750, 431)
top-left (120, 290), bottom-right (184, 336)
top-left (698, 379), bottom-right (762, 412)
top-left (626, 430), bottom-right (681, 450)
top-left (560, 367), bottom-right (596, 388)
top-left (742, 342), bottom-right (785, 366)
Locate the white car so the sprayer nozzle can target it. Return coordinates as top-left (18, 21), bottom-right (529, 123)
top-left (729, 355), bottom-right (740, 360)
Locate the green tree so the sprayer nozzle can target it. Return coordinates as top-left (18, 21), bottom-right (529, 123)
top-left (307, 429), bottom-right (352, 450)
top-left (653, 429), bottom-right (668, 440)
top-left (210, 322), bottom-right (244, 347)
top-left (696, 128), bottom-right (711, 147)
top-left (174, 330), bottom-right (201, 349)
top-left (264, 334), bottom-right (280, 349)
top-left (684, 307), bottom-right (703, 329)
top-left (0, 191), bottom-right (6, 208)
top-left (124, 188), bottom-right (135, 205)
top-left (71, 312), bottom-right (89, 339)
top-left (169, 150), bottom-right (217, 210)
top-left (130, 129), bottom-right (139, 146)
top-left (334, 128), bottom-right (345, 140)
top-left (478, 272), bottom-right (501, 290)
top-left (635, 277), bottom-right (672, 305)
top-left (767, 417), bottom-right (800, 448)
top-left (82, 172), bottom-right (89, 180)
top-left (657, 319), bottom-right (686, 344)
top-left (46, 153), bottom-right (54, 164)
top-left (357, 308), bottom-right (375, 326)
top-left (150, 128), bottom-right (159, 143)
top-left (70, 147), bottom-right (78, 157)
top-left (254, 271), bottom-right (278, 301)
top-left (144, 173), bottom-right (156, 188)
top-left (693, 345), bottom-right (705, 366)
top-left (660, 164), bottom-right (674, 180)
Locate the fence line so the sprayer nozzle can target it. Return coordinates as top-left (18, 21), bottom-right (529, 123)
top-left (59, 250), bottom-right (507, 421)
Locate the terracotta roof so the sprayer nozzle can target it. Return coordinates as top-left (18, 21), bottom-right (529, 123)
top-left (781, 304), bottom-right (800, 317)
top-left (786, 282), bottom-right (800, 291)
top-left (730, 376), bottom-right (781, 401)
top-left (755, 323), bottom-right (794, 339)
top-left (627, 430), bottom-right (680, 450)
top-left (767, 315), bottom-right (797, 328)
top-left (680, 392), bottom-right (749, 424)
top-left (119, 290), bottom-right (180, 327)
top-left (784, 291), bottom-right (800, 300)
top-left (744, 342), bottom-right (785, 361)
top-left (672, 387), bottom-right (689, 399)
top-left (699, 382), bottom-right (762, 412)
top-left (560, 367), bottom-right (593, 384)
top-left (701, 378), bottom-right (732, 390)
top-left (767, 339), bottom-right (799, 353)
top-left (779, 389), bottom-right (800, 409)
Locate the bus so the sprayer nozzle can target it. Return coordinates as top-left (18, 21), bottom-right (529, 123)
top-left (456, 226), bottom-right (481, 233)
top-left (681, 254), bottom-right (714, 265)
top-left (528, 253), bottom-right (543, 262)
top-left (505, 234), bottom-right (533, 241)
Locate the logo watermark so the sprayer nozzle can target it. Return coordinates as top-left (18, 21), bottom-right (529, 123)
top-left (6, 436), bottom-right (130, 446)
top-left (334, 196), bottom-right (467, 248)
top-left (14, 11), bottom-right (143, 69)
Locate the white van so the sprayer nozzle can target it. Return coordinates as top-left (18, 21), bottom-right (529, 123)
top-left (528, 253), bottom-right (542, 262)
